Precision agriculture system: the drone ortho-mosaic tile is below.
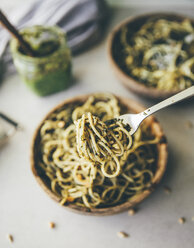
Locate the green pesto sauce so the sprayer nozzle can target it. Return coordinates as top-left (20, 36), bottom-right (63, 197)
top-left (19, 26), bottom-right (60, 57)
top-left (23, 64), bottom-right (72, 96)
top-left (10, 26), bottom-right (72, 96)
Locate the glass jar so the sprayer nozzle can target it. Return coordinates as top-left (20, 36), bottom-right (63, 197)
top-left (10, 26), bottom-right (72, 96)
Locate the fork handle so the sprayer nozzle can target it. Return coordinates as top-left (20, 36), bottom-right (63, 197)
top-left (140, 86), bottom-right (194, 118)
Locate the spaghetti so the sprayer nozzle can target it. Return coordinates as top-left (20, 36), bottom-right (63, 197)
top-left (37, 93), bottom-right (159, 208)
top-left (75, 112), bottom-right (132, 178)
top-left (115, 17), bottom-right (194, 90)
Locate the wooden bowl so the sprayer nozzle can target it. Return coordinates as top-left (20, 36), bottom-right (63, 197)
top-left (108, 12), bottom-right (194, 99)
top-left (31, 94), bottom-right (168, 215)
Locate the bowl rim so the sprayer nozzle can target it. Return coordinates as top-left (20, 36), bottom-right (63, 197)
top-left (107, 12), bottom-right (194, 99)
top-left (30, 94), bottom-right (168, 216)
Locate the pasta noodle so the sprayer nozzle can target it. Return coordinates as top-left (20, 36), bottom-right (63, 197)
top-left (37, 93), bottom-right (159, 208)
top-left (75, 112), bottom-right (132, 178)
top-left (115, 17), bottom-right (194, 90)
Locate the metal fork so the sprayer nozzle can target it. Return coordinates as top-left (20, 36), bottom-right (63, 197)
top-left (117, 86), bottom-right (194, 135)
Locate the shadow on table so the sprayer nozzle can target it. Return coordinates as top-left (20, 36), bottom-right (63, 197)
top-left (161, 144), bottom-right (178, 184)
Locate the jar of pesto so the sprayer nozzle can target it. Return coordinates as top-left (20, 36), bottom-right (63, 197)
top-left (10, 26), bottom-right (72, 96)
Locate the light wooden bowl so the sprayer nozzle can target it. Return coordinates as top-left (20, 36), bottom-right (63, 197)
top-left (108, 12), bottom-right (194, 99)
top-left (31, 94), bottom-right (168, 215)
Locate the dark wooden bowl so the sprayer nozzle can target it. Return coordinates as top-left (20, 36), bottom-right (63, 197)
top-left (31, 94), bottom-right (168, 215)
top-left (108, 12), bottom-right (194, 99)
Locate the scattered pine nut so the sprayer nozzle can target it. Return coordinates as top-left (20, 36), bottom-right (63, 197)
top-left (7, 234), bottom-right (14, 243)
top-left (164, 186), bottom-right (171, 194)
top-left (117, 231), bottom-right (129, 238)
top-left (185, 121), bottom-right (193, 129)
top-left (58, 121), bottom-right (65, 128)
top-left (178, 217), bottom-right (185, 224)
top-left (128, 208), bottom-right (136, 216)
top-left (67, 196), bottom-right (75, 202)
top-left (49, 222), bottom-right (55, 229)
top-left (77, 174), bottom-right (83, 180)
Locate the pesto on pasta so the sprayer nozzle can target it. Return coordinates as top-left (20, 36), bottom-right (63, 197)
top-left (37, 93), bottom-right (159, 208)
top-left (75, 112), bottom-right (132, 178)
top-left (115, 17), bottom-right (194, 90)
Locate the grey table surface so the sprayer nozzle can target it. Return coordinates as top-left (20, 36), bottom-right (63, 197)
top-left (0, 4), bottom-right (194, 248)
